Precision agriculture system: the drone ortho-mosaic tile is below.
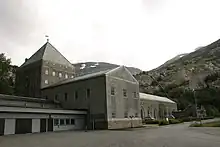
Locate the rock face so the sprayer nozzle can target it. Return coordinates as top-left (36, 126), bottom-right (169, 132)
top-left (73, 62), bottom-right (142, 76)
top-left (135, 39), bottom-right (220, 113)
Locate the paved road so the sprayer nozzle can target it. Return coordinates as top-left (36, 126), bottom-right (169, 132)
top-left (0, 121), bottom-right (220, 147)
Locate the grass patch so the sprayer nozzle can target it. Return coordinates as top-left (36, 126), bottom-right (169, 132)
top-left (190, 121), bottom-right (220, 127)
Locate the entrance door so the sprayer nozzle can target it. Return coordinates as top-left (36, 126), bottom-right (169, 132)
top-left (15, 119), bottom-right (32, 134)
top-left (40, 119), bottom-right (46, 132)
top-left (0, 119), bottom-right (5, 136)
top-left (47, 118), bottom-right (53, 132)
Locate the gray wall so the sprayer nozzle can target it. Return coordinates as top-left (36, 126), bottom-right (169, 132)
top-left (42, 76), bottom-right (108, 129)
top-left (106, 76), bottom-right (140, 120)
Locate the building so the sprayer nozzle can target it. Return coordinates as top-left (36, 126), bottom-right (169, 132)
top-left (42, 66), bottom-right (142, 129)
top-left (0, 94), bottom-right (86, 136)
top-left (0, 41), bottom-right (177, 136)
top-left (15, 42), bottom-right (75, 98)
top-left (140, 93), bottom-right (177, 120)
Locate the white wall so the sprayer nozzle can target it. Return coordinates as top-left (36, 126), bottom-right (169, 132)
top-left (4, 119), bottom-right (15, 135)
top-left (32, 119), bottom-right (40, 133)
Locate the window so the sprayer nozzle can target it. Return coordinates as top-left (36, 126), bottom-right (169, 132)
top-left (112, 112), bottom-right (116, 118)
top-left (45, 69), bottom-right (49, 75)
top-left (111, 87), bottom-right (115, 95)
top-left (52, 71), bottom-right (56, 76)
top-left (71, 119), bottom-right (75, 125)
top-left (133, 92), bottom-right (138, 98)
top-left (86, 89), bottom-right (90, 99)
top-left (54, 119), bottom-right (59, 126)
top-left (45, 80), bottom-right (48, 84)
top-left (60, 119), bottom-right (65, 125)
top-left (123, 89), bottom-right (127, 97)
top-left (55, 94), bottom-right (58, 100)
top-left (59, 72), bottom-right (62, 78)
top-left (71, 75), bottom-right (74, 78)
top-left (65, 74), bottom-right (68, 79)
top-left (124, 112), bottom-right (128, 118)
top-left (66, 119), bottom-right (70, 125)
top-left (75, 91), bottom-right (78, 100)
top-left (64, 93), bottom-right (68, 101)
top-left (135, 113), bottom-right (139, 118)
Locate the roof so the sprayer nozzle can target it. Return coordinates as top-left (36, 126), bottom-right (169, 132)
top-left (0, 106), bottom-right (87, 115)
top-left (20, 42), bottom-right (73, 68)
top-left (140, 92), bottom-right (176, 104)
top-left (0, 94), bottom-right (47, 103)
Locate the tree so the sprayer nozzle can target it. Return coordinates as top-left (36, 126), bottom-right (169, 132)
top-left (0, 53), bottom-right (14, 94)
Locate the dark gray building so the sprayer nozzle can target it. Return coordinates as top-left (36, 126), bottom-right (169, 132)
top-left (42, 66), bottom-right (142, 129)
top-left (15, 42), bottom-right (75, 98)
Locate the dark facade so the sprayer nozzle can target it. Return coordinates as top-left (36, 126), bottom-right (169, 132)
top-left (15, 42), bottom-right (75, 98)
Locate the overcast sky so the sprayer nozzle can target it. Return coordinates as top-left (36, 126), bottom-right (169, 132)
top-left (1, 0), bottom-right (220, 71)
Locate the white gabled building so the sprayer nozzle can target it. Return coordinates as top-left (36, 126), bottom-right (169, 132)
top-left (139, 93), bottom-right (177, 120)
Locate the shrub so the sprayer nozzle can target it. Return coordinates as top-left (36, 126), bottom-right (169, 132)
top-left (144, 120), bottom-right (159, 124)
top-left (169, 119), bottom-right (182, 124)
top-left (159, 120), bottom-right (169, 126)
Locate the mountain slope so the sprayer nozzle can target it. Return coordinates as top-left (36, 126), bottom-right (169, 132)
top-left (73, 62), bottom-right (142, 76)
top-left (135, 39), bottom-right (220, 114)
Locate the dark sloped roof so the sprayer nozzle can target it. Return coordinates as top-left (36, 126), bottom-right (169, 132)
top-left (20, 42), bottom-right (73, 68)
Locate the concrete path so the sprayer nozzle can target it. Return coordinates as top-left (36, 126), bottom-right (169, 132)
top-left (0, 120), bottom-right (220, 147)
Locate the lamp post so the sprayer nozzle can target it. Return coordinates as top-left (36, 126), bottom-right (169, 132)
top-left (192, 89), bottom-right (198, 119)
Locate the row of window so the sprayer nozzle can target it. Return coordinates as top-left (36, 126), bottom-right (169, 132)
top-left (53, 89), bottom-right (91, 101)
top-left (54, 118), bottom-right (75, 126)
top-left (45, 69), bottom-right (74, 79)
top-left (111, 87), bottom-right (138, 98)
top-left (111, 112), bottom-right (139, 118)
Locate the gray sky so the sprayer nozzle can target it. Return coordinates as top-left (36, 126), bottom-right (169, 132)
top-left (1, 0), bottom-right (220, 71)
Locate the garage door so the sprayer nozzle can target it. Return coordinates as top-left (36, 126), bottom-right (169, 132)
top-left (15, 119), bottom-right (32, 134)
top-left (40, 119), bottom-right (46, 132)
top-left (0, 119), bottom-right (5, 136)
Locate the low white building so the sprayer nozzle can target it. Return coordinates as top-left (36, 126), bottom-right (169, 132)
top-left (140, 93), bottom-right (177, 120)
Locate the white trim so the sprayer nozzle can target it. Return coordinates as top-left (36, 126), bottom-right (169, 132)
top-left (0, 106), bottom-right (87, 115)
top-left (108, 118), bottom-right (142, 121)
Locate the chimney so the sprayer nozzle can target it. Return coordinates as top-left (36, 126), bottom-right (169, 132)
top-left (25, 58), bottom-right (28, 62)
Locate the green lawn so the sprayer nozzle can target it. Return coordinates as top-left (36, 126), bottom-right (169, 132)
top-left (190, 121), bottom-right (220, 127)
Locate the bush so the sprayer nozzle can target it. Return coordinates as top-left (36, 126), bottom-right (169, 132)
top-left (169, 119), bottom-right (182, 124)
top-left (159, 120), bottom-right (169, 126)
top-left (144, 120), bottom-right (159, 124)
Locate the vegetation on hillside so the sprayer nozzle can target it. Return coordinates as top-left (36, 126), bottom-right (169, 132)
top-left (135, 39), bottom-right (220, 116)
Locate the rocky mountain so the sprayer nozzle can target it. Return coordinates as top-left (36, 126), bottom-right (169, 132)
top-left (135, 39), bottom-right (220, 115)
top-left (73, 62), bottom-right (142, 76)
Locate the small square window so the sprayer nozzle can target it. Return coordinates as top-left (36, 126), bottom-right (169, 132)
top-left (112, 112), bottom-right (116, 118)
top-left (54, 119), bottom-right (59, 126)
top-left (60, 119), bottom-right (65, 125)
top-left (45, 80), bottom-right (48, 84)
top-left (45, 69), bottom-right (49, 75)
top-left (66, 119), bottom-right (70, 125)
top-left (71, 119), bottom-right (75, 125)
top-left (65, 74), bottom-right (68, 79)
top-left (123, 89), bottom-right (127, 97)
top-left (52, 71), bottom-right (56, 76)
top-left (59, 73), bottom-right (62, 78)
top-left (71, 75), bottom-right (74, 78)
top-left (111, 87), bottom-right (115, 95)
